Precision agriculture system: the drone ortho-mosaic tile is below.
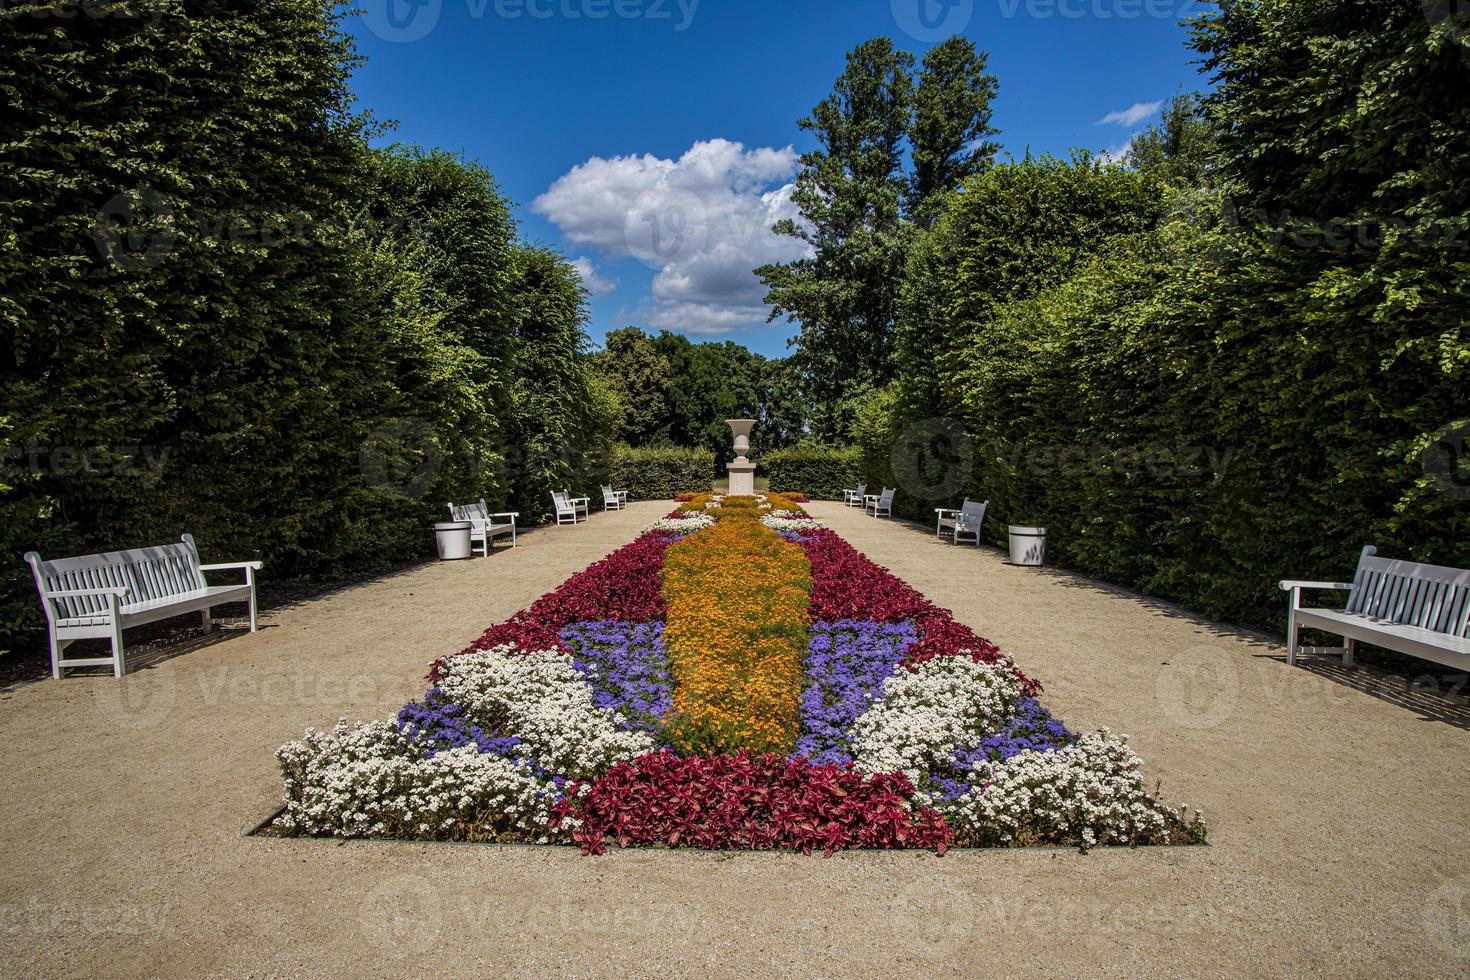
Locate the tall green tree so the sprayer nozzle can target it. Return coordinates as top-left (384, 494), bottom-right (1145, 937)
top-left (596, 326), bottom-right (671, 445)
top-left (504, 247), bottom-right (617, 521)
top-left (907, 37), bottom-right (1001, 228)
top-left (758, 38), bottom-right (916, 440)
top-left (759, 35), bottom-right (1000, 439)
top-left (1123, 93), bottom-right (1218, 187)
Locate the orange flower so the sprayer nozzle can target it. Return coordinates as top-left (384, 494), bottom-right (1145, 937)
top-left (660, 502), bottom-right (811, 755)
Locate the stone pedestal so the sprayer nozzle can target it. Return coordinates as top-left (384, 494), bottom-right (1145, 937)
top-left (726, 461), bottom-right (756, 496)
top-left (726, 419), bottom-right (757, 496)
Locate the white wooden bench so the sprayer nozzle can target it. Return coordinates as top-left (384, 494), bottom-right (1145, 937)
top-left (864, 488), bottom-right (895, 518)
top-left (448, 500), bottom-right (518, 555)
top-left (842, 483), bottom-right (866, 508)
top-left (1281, 546), bottom-right (1470, 672)
top-left (24, 534), bottom-right (260, 678)
top-left (551, 490), bottom-right (590, 525)
top-left (935, 498), bottom-right (988, 546)
top-left (601, 485), bottom-right (629, 511)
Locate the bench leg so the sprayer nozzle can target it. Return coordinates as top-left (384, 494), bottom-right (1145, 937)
top-left (201, 608), bottom-right (214, 634)
top-left (109, 622), bottom-right (127, 678)
top-left (1286, 602), bottom-right (1299, 666)
top-left (247, 569), bottom-right (259, 633)
top-left (47, 624), bottom-right (63, 680)
top-left (1343, 637), bottom-right (1355, 668)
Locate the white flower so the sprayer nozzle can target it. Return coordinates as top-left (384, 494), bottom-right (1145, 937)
top-left (436, 645), bottom-right (654, 782)
top-left (946, 729), bottom-right (1170, 847)
top-left (760, 515), bottom-right (823, 533)
top-left (850, 656), bottom-right (1020, 785)
top-left (647, 514), bottom-right (715, 533)
top-left (275, 720), bottom-right (558, 840)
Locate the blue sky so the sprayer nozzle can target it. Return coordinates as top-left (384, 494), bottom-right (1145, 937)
top-left (346, 0), bottom-right (1210, 356)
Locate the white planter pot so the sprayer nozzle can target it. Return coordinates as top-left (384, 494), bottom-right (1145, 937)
top-left (434, 521), bottom-right (473, 560)
top-left (1008, 526), bottom-right (1047, 566)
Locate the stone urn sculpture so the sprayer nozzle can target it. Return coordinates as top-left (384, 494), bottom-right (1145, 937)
top-left (726, 419), bottom-right (757, 495)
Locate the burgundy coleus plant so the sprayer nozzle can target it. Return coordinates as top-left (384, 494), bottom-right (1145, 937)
top-left (428, 533), bottom-right (672, 681)
top-left (798, 530), bottom-right (1039, 696)
top-left (554, 751), bottom-right (953, 856)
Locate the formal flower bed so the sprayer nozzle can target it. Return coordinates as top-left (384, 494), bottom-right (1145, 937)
top-left (276, 493), bottom-right (1205, 853)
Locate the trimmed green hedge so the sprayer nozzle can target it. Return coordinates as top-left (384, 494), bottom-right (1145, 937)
top-left (608, 445), bottom-right (715, 500)
top-left (763, 445), bottom-right (863, 500)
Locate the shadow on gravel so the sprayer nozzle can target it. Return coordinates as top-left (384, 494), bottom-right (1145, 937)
top-left (845, 508), bottom-right (1470, 731)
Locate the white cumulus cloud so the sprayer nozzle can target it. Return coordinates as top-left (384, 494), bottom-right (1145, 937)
top-left (568, 256), bottom-right (619, 297)
top-left (532, 139), bottom-right (812, 338)
top-left (1097, 101), bottom-right (1163, 127)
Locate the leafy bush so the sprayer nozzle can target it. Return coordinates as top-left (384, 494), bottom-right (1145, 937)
top-left (0, 4), bottom-right (614, 654)
top-left (867, 0), bottom-right (1470, 634)
top-left (607, 445), bottom-right (715, 500)
top-left (762, 445), bottom-right (863, 499)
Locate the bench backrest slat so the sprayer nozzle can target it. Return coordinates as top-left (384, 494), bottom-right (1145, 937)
top-left (1348, 548), bottom-right (1470, 637)
top-left (878, 489), bottom-right (895, 506)
top-left (449, 500), bottom-right (490, 524)
top-left (26, 536), bottom-right (205, 620)
top-left (960, 498), bottom-right (988, 518)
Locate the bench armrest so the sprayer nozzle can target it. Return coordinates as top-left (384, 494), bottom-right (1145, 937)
top-left (200, 561), bottom-right (264, 572)
top-left (570, 497), bottom-right (590, 505)
top-left (490, 512), bottom-right (519, 520)
top-left (43, 586), bottom-right (129, 598)
top-left (1279, 580), bottom-right (1353, 592)
top-left (935, 508), bottom-right (959, 516)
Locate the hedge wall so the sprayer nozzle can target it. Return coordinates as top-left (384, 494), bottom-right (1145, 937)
top-left (867, 0), bottom-right (1470, 635)
top-left (762, 446), bottom-right (863, 500)
top-left (0, 4), bottom-right (614, 656)
top-left (608, 445), bottom-right (716, 500)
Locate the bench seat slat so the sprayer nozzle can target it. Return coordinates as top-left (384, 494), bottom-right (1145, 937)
top-left (1294, 608), bottom-right (1470, 670)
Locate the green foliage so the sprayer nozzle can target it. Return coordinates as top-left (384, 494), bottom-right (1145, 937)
top-left (608, 445), bottom-right (716, 500)
top-left (1123, 93), bottom-right (1218, 188)
top-left (908, 37), bottom-right (1000, 229)
top-left (592, 327), bottom-right (807, 459)
top-left (760, 35), bottom-right (999, 440)
top-left (504, 247), bottom-right (618, 523)
top-left (596, 326), bottom-right (670, 445)
top-left (0, 2), bottom-right (614, 654)
top-left (762, 445), bottom-right (863, 500)
top-left (864, 0), bottom-right (1470, 633)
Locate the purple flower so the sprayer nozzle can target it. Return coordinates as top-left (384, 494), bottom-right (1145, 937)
top-left (929, 698), bottom-right (1075, 801)
top-left (560, 621), bottom-right (672, 733)
top-left (397, 688), bottom-right (522, 758)
top-left (797, 619), bottom-right (918, 764)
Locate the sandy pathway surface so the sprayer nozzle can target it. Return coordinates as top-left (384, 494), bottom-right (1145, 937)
top-left (2, 500), bottom-right (1468, 978)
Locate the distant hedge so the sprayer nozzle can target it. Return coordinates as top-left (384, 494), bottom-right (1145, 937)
top-left (609, 446), bottom-right (715, 500)
top-left (763, 446), bottom-right (862, 500)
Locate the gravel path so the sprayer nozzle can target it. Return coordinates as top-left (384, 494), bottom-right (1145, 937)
top-left (1, 500), bottom-right (1467, 977)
